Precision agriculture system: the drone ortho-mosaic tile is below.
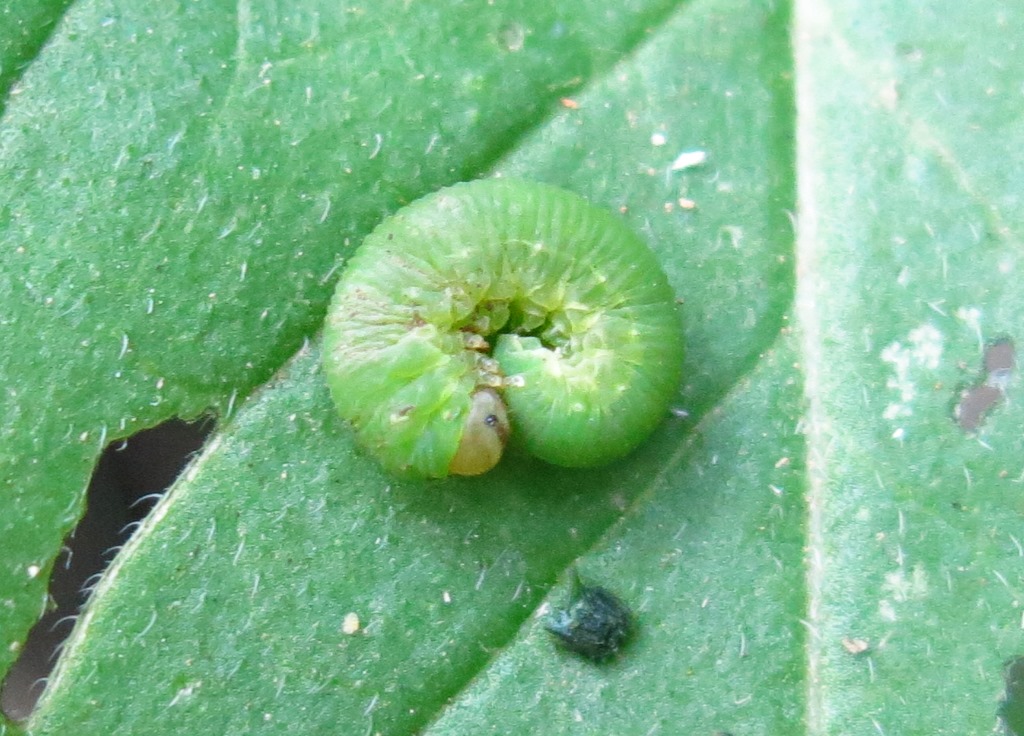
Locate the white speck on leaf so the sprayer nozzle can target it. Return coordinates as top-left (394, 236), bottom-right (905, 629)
top-left (168, 681), bottom-right (201, 707)
top-left (369, 133), bottom-right (384, 160)
top-left (954, 305), bottom-right (984, 350)
top-left (342, 612), bottom-right (360, 635)
top-left (671, 149), bottom-right (708, 170)
top-left (882, 564), bottom-right (929, 603)
top-left (878, 599), bottom-right (897, 622)
top-left (880, 323), bottom-right (943, 427)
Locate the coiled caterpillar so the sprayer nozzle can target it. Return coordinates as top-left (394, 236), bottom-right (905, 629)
top-left (323, 179), bottom-right (683, 478)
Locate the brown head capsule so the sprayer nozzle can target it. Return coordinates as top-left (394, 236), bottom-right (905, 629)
top-left (447, 388), bottom-right (510, 476)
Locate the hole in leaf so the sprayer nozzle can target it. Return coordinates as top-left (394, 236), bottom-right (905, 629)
top-left (954, 338), bottom-right (1015, 432)
top-left (0, 418), bottom-right (213, 721)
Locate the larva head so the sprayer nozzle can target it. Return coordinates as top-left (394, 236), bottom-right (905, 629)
top-left (448, 389), bottom-right (510, 476)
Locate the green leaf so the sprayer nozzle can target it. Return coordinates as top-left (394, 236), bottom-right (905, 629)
top-left (795, 2), bottom-right (1024, 732)
top-left (0, 1), bottom-right (74, 107)
top-left (2, 0), bottom-right (1022, 734)
top-left (0, 0), bottom-right (678, 685)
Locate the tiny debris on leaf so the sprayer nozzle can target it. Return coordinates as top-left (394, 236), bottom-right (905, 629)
top-left (671, 149), bottom-right (708, 170)
top-left (342, 612), bottom-right (360, 635)
top-left (545, 572), bottom-right (634, 663)
top-left (841, 637), bottom-right (870, 655)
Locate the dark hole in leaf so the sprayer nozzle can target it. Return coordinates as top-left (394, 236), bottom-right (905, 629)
top-left (956, 385), bottom-right (1003, 432)
top-left (1000, 655), bottom-right (1024, 735)
top-left (985, 339), bottom-right (1016, 377)
top-left (954, 338), bottom-right (1015, 432)
top-left (0, 418), bottom-right (213, 721)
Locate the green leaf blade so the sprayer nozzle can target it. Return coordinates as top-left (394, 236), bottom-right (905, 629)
top-left (0, 0), bottom-right (681, 684)
top-left (796, 1), bottom-right (1024, 732)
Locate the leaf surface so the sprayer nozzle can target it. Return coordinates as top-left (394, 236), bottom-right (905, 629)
top-left (2, 0), bottom-right (1022, 734)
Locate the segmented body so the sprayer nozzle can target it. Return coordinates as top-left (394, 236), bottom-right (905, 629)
top-left (322, 178), bottom-right (683, 478)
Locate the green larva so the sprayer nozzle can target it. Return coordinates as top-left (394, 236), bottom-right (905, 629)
top-left (322, 178), bottom-right (683, 478)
